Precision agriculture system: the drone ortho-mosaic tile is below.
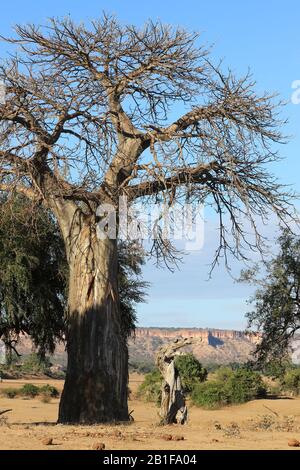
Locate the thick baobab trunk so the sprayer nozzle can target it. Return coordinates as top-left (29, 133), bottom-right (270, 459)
top-left (58, 220), bottom-right (129, 424)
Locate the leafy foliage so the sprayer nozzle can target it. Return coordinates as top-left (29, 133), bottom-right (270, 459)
top-left (281, 369), bottom-right (300, 396)
top-left (0, 195), bottom-right (67, 358)
top-left (39, 384), bottom-right (60, 398)
top-left (191, 381), bottom-right (229, 409)
top-left (192, 367), bottom-right (266, 409)
top-left (225, 369), bottom-right (266, 403)
top-left (0, 383), bottom-right (59, 399)
top-left (137, 368), bottom-right (162, 404)
top-left (1, 387), bottom-right (19, 398)
top-left (118, 241), bottom-right (149, 338)
top-left (20, 383), bottom-right (39, 398)
top-left (240, 229), bottom-right (300, 364)
top-left (129, 360), bottom-right (155, 374)
top-left (21, 353), bottom-right (52, 374)
top-left (213, 366), bottom-right (235, 382)
top-left (175, 353), bottom-right (207, 392)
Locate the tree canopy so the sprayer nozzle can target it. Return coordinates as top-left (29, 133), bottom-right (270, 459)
top-left (240, 229), bottom-right (300, 364)
top-left (0, 194), bottom-right (66, 358)
top-left (0, 15), bottom-right (294, 264)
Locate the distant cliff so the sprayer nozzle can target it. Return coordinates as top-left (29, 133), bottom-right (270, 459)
top-left (134, 327), bottom-right (259, 343)
top-left (11, 327), bottom-right (260, 366)
top-left (129, 327), bottom-right (260, 365)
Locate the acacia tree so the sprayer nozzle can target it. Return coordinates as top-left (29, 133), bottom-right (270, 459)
top-left (240, 229), bottom-right (300, 365)
top-left (0, 195), bottom-right (146, 366)
top-left (0, 15), bottom-right (294, 423)
top-left (0, 194), bottom-right (66, 362)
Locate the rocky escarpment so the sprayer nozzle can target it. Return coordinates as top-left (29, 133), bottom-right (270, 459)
top-left (2, 327), bottom-right (260, 367)
top-left (129, 327), bottom-right (260, 365)
top-left (135, 327), bottom-right (259, 344)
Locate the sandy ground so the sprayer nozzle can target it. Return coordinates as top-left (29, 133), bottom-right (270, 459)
top-left (0, 373), bottom-right (300, 450)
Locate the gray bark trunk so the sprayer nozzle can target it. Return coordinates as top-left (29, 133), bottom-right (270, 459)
top-left (57, 218), bottom-right (129, 424)
top-left (156, 338), bottom-right (198, 425)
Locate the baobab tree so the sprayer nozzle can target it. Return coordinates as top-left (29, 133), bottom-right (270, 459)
top-left (0, 15), bottom-right (294, 423)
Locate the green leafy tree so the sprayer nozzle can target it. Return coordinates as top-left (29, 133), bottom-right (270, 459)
top-left (240, 229), bottom-right (300, 365)
top-left (281, 369), bottom-right (300, 396)
top-left (0, 196), bottom-right (148, 366)
top-left (0, 195), bottom-right (67, 361)
top-left (137, 368), bottom-right (162, 404)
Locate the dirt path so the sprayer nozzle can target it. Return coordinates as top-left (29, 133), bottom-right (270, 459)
top-left (0, 375), bottom-right (300, 450)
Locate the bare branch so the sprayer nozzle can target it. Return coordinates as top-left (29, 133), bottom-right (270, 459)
top-left (0, 14), bottom-right (295, 266)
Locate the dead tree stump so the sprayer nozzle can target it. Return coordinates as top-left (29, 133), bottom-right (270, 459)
top-left (156, 337), bottom-right (200, 425)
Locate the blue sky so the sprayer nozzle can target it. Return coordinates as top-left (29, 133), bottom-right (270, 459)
top-left (1, 1), bottom-right (300, 330)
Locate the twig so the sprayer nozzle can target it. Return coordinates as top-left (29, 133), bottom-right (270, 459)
top-left (0, 409), bottom-right (12, 416)
top-left (263, 404), bottom-right (279, 417)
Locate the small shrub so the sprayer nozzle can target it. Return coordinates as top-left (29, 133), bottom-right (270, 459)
top-left (224, 369), bottom-right (267, 403)
top-left (39, 384), bottom-right (59, 398)
top-left (254, 414), bottom-right (276, 430)
top-left (0, 416), bottom-right (8, 426)
top-left (137, 368), bottom-right (162, 404)
top-left (222, 422), bottom-right (240, 438)
top-left (20, 383), bottom-right (39, 398)
top-left (1, 387), bottom-right (19, 399)
top-left (21, 353), bottom-right (51, 375)
top-left (191, 381), bottom-right (228, 409)
top-left (129, 360), bottom-right (155, 374)
top-left (281, 369), bottom-right (300, 396)
top-left (192, 368), bottom-right (266, 408)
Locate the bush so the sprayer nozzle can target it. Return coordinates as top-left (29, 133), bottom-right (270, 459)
top-left (20, 383), bottom-right (39, 398)
top-left (175, 354), bottom-right (207, 393)
top-left (192, 368), bottom-right (266, 409)
top-left (213, 366), bottom-right (234, 382)
top-left (137, 368), bottom-right (162, 404)
top-left (224, 369), bottom-right (266, 403)
top-left (267, 383), bottom-right (282, 397)
top-left (191, 381), bottom-right (228, 409)
top-left (0, 383), bottom-right (59, 399)
top-left (1, 387), bottom-right (19, 398)
top-left (129, 360), bottom-right (155, 374)
top-left (21, 354), bottom-right (51, 374)
top-left (39, 384), bottom-right (59, 398)
top-left (281, 369), bottom-right (300, 396)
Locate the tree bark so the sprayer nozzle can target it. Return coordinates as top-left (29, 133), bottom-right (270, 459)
top-left (58, 216), bottom-right (129, 424)
top-left (156, 338), bottom-right (199, 425)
